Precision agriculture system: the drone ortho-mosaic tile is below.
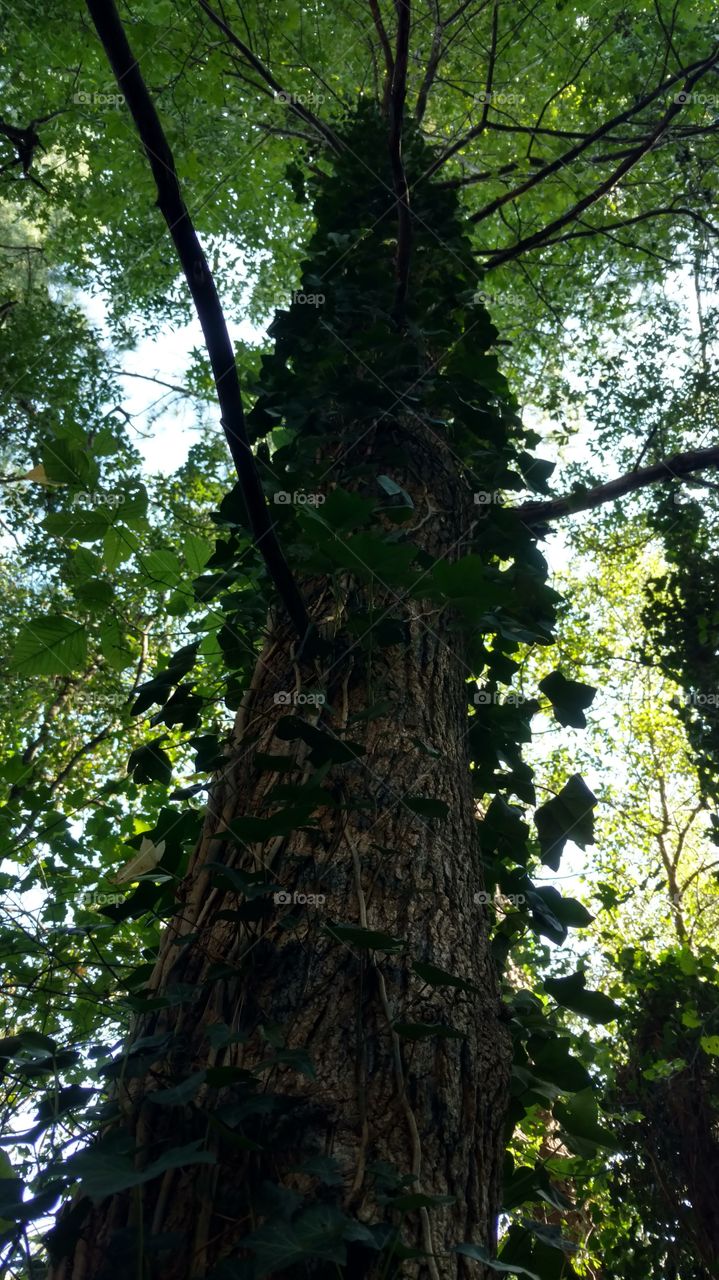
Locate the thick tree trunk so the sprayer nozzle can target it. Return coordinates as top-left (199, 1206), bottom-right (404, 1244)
top-left (48, 415), bottom-right (511, 1279)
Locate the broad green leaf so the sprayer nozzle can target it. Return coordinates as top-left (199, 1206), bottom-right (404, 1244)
top-left (11, 615), bottom-right (88, 675)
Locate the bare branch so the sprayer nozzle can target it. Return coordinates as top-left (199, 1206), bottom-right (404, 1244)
top-left (518, 444), bottom-right (719, 524)
top-left (369, 0), bottom-right (395, 111)
top-left (197, 0), bottom-right (343, 155)
top-left (85, 0), bottom-right (313, 646)
top-left (389, 0), bottom-right (412, 325)
top-left (482, 46), bottom-right (719, 271)
top-left (469, 46), bottom-right (719, 227)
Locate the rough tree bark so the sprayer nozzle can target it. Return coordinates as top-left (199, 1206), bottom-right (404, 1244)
top-left (48, 412), bottom-right (512, 1280)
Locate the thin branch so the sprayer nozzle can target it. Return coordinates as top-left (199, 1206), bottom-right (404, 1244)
top-left (369, 0), bottom-right (395, 111)
top-left (197, 0), bottom-right (343, 155)
top-left (518, 444), bottom-right (719, 524)
top-left (85, 0), bottom-right (313, 646)
top-left (110, 367), bottom-right (214, 400)
top-left (429, 45), bottom-right (718, 185)
top-left (482, 46), bottom-right (719, 271)
top-left (478, 0), bottom-right (499, 130)
top-left (469, 46), bottom-right (719, 227)
top-left (389, 0), bottom-right (412, 325)
top-left (415, 5), bottom-right (443, 125)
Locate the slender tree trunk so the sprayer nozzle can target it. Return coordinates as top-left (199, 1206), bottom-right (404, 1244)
top-left (48, 414), bottom-right (511, 1280)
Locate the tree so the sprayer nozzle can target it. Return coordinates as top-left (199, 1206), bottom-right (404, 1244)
top-left (3, 2), bottom-right (719, 1278)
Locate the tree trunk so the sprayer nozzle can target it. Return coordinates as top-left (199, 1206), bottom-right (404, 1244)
top-left (48, 412), bottom-right (511, 1280)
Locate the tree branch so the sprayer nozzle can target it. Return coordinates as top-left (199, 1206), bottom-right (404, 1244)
top-left (389, 0), bottom-right (412, 325)
top-left (85, 0), bottom-right (313, 646)
top-left (469, 46), bottom-right (719, 227)
top-left (369, 0), bottom-right (395, 111)
top-left (197, 0), bottom-right (343, 155)
top-left (518, 444), bottom-right (719, 524)
top-left (482, 45), bottom-right (719, 271)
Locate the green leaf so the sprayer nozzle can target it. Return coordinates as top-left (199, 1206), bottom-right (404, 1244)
top-left (313, 487), bottom-right (376, 531)
top-left (146, 1071), bottom-right (206, 1106)
top-left (538, 670), bottom-right (597, 729)
top-left (143, 549), bottom-right (182, 587)
top-left (534, 775), bottom-right (597, 870)
top-left (455, 1243), bottom-right (540, 1278)
top-left (553, 1089), bottom-right (619, 1151)
top-left (388, 1192), bottom-right (457, 1209)
top-left (44, 510), bottom-right (111, 542)
top-left (100, 620), bottom-right (133, 671)
top-left (528, 1039), bottom-right (592, 1092)
top-left (274, 717), bottom-right (364, 766)
top-left (184, 533), bottom-right (213, 575)
top-left (128, 740), bottom-right (172, 786)
top-left (245, 1204), bottom-right (351, 1276)
top-left (68, 1138), bottom-right (215, 1199)
top-left (544, 972), bottom-right (621, 1023)
top-left (412, 960), bottom-right (477, 991)
top-left (103, 525), bottom-right (138, 570)
top-left (11, 615), bottom-right (88, 675)
top-left (42, 439), bottom-right (98, 487)
top-left (323, 923), bottom-right (405, 953)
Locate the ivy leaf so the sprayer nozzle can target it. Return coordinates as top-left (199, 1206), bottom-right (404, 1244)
top-left (388, 1192), bottom-right (457, 1209)
top-left (412, 960), bottom-right (478, 992)
top-left (454, 1244), bottom-right (540, 1278)
top-left (127, 739), bottom-right (172, 786)
top-left (274, 717), bottom-right (365, 766)
top-left (539, 670), bottom-right (597, 729)
top-left (544, 972), bottom-right (621, 1023)
top-left (312, 487), bottom-right (376, 531)
top-left (244, 1204), bottom-right (350, 1276)
top-left (323, 923), bottom-right (405, 953)
top-left (11, 615), bottom-right (88, 675)
top-left (553, 1089), bottom-right (619, 1152)
top-left (67, 1137), bottom-right (215, 1199)
top-left (534, 774), bottom-right (597, 870)
top-left (527, 1039), bottom-right (592, 1092)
